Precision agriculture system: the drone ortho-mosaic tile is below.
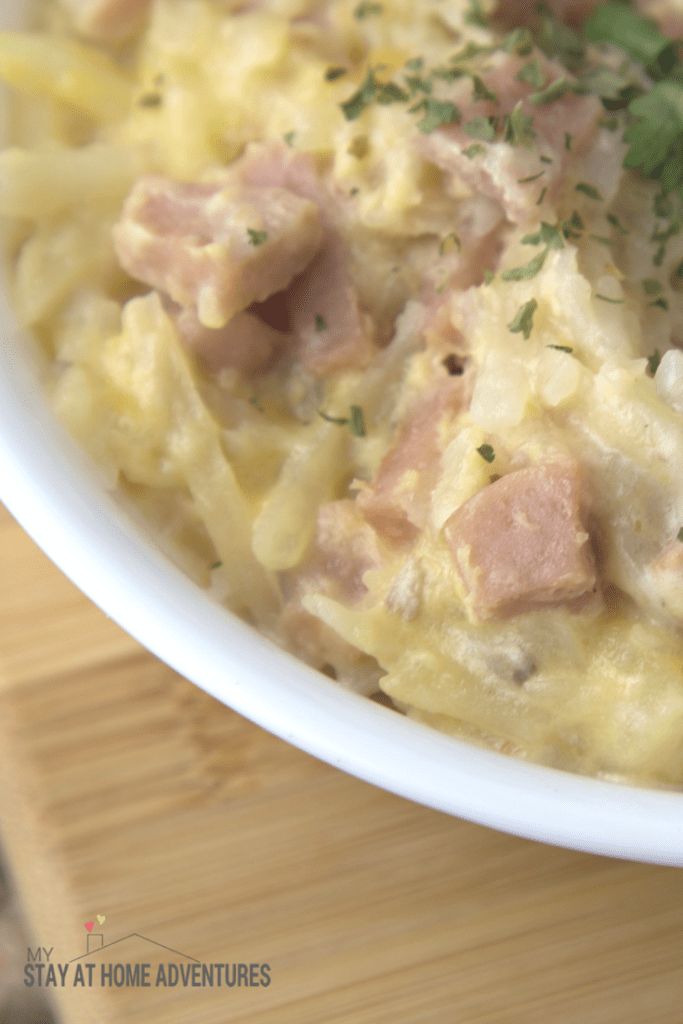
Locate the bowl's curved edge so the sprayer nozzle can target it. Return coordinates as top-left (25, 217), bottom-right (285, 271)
top-left (1, 303), bottom-right (683, 867)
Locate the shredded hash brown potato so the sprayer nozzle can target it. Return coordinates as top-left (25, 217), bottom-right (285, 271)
top-left (2, 0), bottom-right (683, 783)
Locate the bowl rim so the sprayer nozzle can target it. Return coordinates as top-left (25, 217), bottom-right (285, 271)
top-left (2, 293), bottom-right (683, 867)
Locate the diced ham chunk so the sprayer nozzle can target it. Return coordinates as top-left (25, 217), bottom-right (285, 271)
top-left (113, 176), bottom-right (323, 329)
top-left (420, 51), bottom-right (602, 225)
top-left (233, 142), bottom-right (375, 375)
top-left (358, 377), bottom-right (468, 543)
top-left (61, 0), bottom-right (151, 40)
top-left (648, 539), bottom-right (683, 623)
top-left (288, 237), bottom-right (375, 376)
top-left (445, 462), bottom-right (597, 619)
top-left (174, 306), bottom-right (287, 376)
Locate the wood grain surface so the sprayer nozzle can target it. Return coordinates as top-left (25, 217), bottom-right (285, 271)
top-left (1, 502), bottom-right (682, 1024)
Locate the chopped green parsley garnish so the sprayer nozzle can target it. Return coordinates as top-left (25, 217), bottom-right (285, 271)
top-left (647, 349), bottom-right (662, 375)
top-left (477, 443), bottom-right (496, 464)
top-left (405, 74), bottom-right (432, 97)
top-left (575, 182), bottom-right (603, 200)
top-left (642, 278), bottom-right (662, 295)
top-left (451, 41), bottom-right (494, 64)
top-left (548, 344), bottom-right (574, 353)
top-left (340, 72), bottom-right (376, 121)
top-left (325, 66), bottom-right (348, 81)
top-left (564, 132), bottom-right (573, 151)
top-left (319, 405), bottom-right (366, 437)
top-left (414, 98), bottom-right (461, 134)
top-left (595, 293), bottom-right (624, 304)
top-left (518, 170), bottom-right (545, 184)
top-left (508, 298), bottom-right (538, 340)
top-left (522, 222), bottom-right (565, 250)
top-left (350, 405), bottom-right (366, 438)
top-left (501, 250), bottom-right (548, 281)
top-left (650, 297), bottom-right (669, 310)
top-left (314, 314), bottom-right (328, 332)
top-left (678, 527), bottom-right (683, 542)
top-left (531, 76), bottom-right (572, 106)
top-left (517, 60), bottom-right (545, 89)
top-left (354, 1), bottom-right (382, 18)
top-left (536, 186), bottom-right (548, 206)
top-left (464, 0), bottom-right (488, 28)
top-left (283, 130), bottom-right (296, 147)
top-left (464, 143), bottom-right (486, 159)
top-left (607, 212), bottom-right (628, 234)
top-left (537, 7), bottom-right (585, 70)
top-left (341, 69), bottom-right (408, 121)
top-left (503, 103), bottom-right (535, 147)
top-left (562, 210), bottom-right (584, 241)
top-left (247, 229), bottom-right (268, 247)
top-left (471, 75), bottom-right (497, 102)
top-left (210, 561), bottom-right (223, 570)
top-left (502, 223), bottom-right (564, 283)
top-left (431, 65), bottom-right (465, 84)
top-left (319, 410), bottom-right (349, 426)
top-left (405, 56), bottom-right (424, 72)
top-left (377, 81), bottom-right (409, 104)
top-left (464, 116), bottom-right (496, 141)
top-left (503, 28), bottom-right (534, 57)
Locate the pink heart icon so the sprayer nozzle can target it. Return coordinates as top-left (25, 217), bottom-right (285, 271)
top-left (84, 921), bottom-right (94, 933)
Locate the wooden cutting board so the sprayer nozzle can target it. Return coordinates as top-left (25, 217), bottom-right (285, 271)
top-left (1, 502), bottom-right (683, 1024)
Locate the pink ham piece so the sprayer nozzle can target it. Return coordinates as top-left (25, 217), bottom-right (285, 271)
top-left (234, 142), bottom-right (375, 376)
top-left (420, 51), bottom-right (602, 225)
top-left (113, 176), bottom-right (323, 329)
top-left (61, 0), bottom-right (151, 40)
top-left (358, 377), bottom-right (469, 544)
top-left (445, 462), bottom-right (597, 620)
top-left (174, 306), bottom-right (287, 376)
top-left (287, 237), bottom-right (375, 376)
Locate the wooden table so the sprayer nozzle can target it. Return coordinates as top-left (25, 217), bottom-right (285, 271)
top-left (1, 503), bottom-right (682, 1024)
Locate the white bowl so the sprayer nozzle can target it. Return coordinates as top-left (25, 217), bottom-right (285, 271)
top-left (2, 3), bottom-right (683, 867)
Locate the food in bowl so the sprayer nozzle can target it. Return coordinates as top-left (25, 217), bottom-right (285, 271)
top-left (0, 0), bottom-right (682, 784)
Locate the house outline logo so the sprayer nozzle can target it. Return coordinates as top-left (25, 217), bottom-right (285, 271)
top-left (70, 931), bottom-right (199, 964)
